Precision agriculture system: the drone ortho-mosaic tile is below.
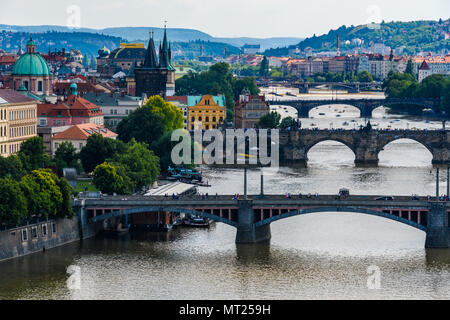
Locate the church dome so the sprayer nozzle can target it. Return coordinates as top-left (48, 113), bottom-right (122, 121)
top-left (12, 52), bottom-right (50, 76)
top-left (98, 46), bottom-right (110, 58)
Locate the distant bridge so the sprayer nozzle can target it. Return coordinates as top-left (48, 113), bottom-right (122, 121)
top-left (266, 98), bottom-right (442, 118)
top-left (73, 195), bottom-right (450, 248)
top-left (259, 80), bottom-right (383, 93)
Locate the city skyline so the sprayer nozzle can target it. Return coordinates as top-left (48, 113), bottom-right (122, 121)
top-left (0, 0), bottom-right (448, 38)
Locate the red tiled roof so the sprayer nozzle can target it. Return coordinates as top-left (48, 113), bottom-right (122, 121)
top-left (166, 96), bottom-right (188, 104)
top-left (52, 123), bottom-right (117, 141)
top-left (419, 60), bottom-right (431, 70)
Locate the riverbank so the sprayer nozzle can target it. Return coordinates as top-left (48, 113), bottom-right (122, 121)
top-left (0, 218), bottom-right (80, 262)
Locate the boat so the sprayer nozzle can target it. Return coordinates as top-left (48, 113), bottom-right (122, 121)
top-left (167, 166), bottom-right (202, 182)
top-left (342, 122), bottom-right (349, 126)
top-left (319, 113), bottom-right (326, 116)
top-left (102, 224), bottom-right (130, 237)
top-left (183, 215), bottom-right (212, 228)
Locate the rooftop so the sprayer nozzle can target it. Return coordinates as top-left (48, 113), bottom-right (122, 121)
top-left (52, 123), bottom-right (117, 141)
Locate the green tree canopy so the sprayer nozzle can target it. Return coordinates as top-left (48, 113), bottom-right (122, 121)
top-left (111, 139), bottom-right (160, 191)
top-left (0, 155), bottom-right (26, 181)
top-left (259, 56), bottom-right (269, 77)
top-left (79, 134), bottom-right (127, 173)
top-left (20, 169), bottom-right (64, 219)
top-left (92, 162), bottom-right (125, 195)
top-left (256, 111), bottom-right (281, 129)
top-left (0, 177), bottom-right (27, 225)
top-left (54, 141), bottom-right (81, 176)
top-left (279, 116), bottom-right (295, 129)
top-left (18, 136), bottom-right (50, 172)
top-left (116, 95), bottom-right (184, 147)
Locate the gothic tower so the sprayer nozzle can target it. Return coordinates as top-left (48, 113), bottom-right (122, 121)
top-left (134, 27), bottom-right (175, 99)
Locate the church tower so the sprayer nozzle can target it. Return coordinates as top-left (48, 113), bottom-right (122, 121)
top-left (134, 27), bottom-right (175, 98)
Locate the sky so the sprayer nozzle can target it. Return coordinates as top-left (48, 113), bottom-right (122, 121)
top-left (0, 0), bottom-right (449, 38)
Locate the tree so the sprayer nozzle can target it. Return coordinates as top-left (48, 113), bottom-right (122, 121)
top-left (405, 59), bottom-right (415, 77)
top-left (0, 178), bottom-right (27, 225)
top-left (54, 141), bottom-right (81, 176)
top-left (93, 162), bottom-right (125, 195)
top-left (0, 155), bottom-right (26, 180)
top-left (256, 111), bottom-right (281, 129)
top-left (259, 56), bottom-right (269, 77)
top-left (20, 169), bottom-right (64, 219)
top-left (279, 117), bottom-right (295, 129)
top-left (79, 134), bottom-right (127, 173)
top-left (56, 177), bottom-right (75, 218)
top-left (357, 71), bottom-right (373, 83)
top-left (18, 136), bottom-right (50, 172)
top-left (117, 96), bottom-right (183, 147)
top-left (111, 139), bottom-right (160, 191)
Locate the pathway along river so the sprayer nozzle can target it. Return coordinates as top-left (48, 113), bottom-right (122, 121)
top-left (0, 93), bottom-right (449, 299)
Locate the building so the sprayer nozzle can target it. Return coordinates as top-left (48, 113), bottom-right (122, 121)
top-left (186, 95), bottom-right (226, 130)
top-left (131, 28), bottom-right (175, 99)
top-left (96, 43), bottom-right (146, 78)
top-left (82, 92), bottom-right (142, 129)
top-left (37, 83), bottom-right (103, 128)
top-left (418, 61), bottom-right (433, 83)
top-left (167, 95), bottom-right (226, 130)
top-left (11, 36), bottom-right (52, 96)
top-left (234, 91), bottom-right (270, 129)
top-left (51, 123), bottom-right (117, 155)
top-left (242, 44), bottom-right (261, 55)
top-left (0, 89), bottom-right (37, 157)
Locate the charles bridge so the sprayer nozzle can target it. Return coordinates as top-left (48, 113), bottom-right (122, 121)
top-left (73, 194), bottom-right (450, 248)
top-left (278, 128), bottom-right (450, 165)
top-left (258, 80), bottom-right (383, 94)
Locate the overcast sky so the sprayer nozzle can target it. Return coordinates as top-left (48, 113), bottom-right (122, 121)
top-left (0, 0), bottom-right (448, 38)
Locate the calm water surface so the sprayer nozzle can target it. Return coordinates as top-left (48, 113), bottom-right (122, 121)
top-left (0, 92), bottom-right (449, 300)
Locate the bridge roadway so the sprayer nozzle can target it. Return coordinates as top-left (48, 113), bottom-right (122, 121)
top-left (73, 194), bottom-right (450, 248)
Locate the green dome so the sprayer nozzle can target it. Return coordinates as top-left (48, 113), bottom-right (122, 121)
top-left (12, 53), bottom-right (50, 76)
top-left (98, 46), bottom-right (110, 58)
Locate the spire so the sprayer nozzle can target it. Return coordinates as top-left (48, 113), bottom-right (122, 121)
top-left (143, 30), bottom-right (158, 68)
top-left (159, 23), bottom-right (174, 70)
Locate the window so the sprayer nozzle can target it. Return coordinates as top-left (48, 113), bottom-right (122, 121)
top-left (38, 81), bottom-right (43, 92)
top-left (52, 223), bottom-right (57, 234)
top-left (31, 227), bottom-right (38, 239)
top-left (42, 224), bottom-right (48, 236)
top-left (22, 229), bottom-right (28, 242)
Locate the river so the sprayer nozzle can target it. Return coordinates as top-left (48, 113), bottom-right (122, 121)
top-left (0, 89), bottom-right (449, 300)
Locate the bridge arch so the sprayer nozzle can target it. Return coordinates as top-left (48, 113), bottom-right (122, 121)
top-left (378, 137), bottom-right (434, 156)
top-left (90, 206), bottom-right (239, 228)
top-left (255, 207), bottom-right (427, 232)
top-left (305, 138), bottom-right (356, 157)
top-left (309, 104), bottom-right (361, 118)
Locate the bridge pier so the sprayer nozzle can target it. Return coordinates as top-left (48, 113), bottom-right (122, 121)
top-left (354, 147), bottom-right (379, 165)
top-left (235, 200), bottom-right (271, 244)
top-left (425, 202), bottom-right (449, 248)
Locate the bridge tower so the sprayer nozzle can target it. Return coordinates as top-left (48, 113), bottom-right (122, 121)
top-left (425, 202), bottom-right (449, 248)
top-left (235, 200), bottom-right (271, 244)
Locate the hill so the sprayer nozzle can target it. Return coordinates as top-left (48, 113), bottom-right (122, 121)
top-left (264, 19), bottom-right (450, 56)
top-left (0, 24), bottom-right (303, 50)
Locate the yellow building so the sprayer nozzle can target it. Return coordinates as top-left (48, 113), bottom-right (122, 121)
top-left (187, 95), bottom-right (226, 130)
top-left (0, 89), bottom-right (37, 157)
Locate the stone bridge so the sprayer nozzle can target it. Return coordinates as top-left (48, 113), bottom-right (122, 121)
top-left (266, 98), bottom-right (441, 118)
top-left (279, 129), bottom-right (450, 165)
top-left (73, 195), bottom-right (450, 248)
top-left (293, 82), bottom-right (383, 94)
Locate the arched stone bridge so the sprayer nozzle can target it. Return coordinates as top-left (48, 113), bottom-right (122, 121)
top-left (267, 98), bottom-right (441, 118)
top-left (73, 195), bottom-right (450, 248)
top-left (279, 129), bottom-right (450, 165)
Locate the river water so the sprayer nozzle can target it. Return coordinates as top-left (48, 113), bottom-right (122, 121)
top-left (0, 89), bottom-right (449, 300)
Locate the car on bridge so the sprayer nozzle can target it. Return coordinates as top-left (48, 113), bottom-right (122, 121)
top-left (375, 196), bottom-right (395, 201)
